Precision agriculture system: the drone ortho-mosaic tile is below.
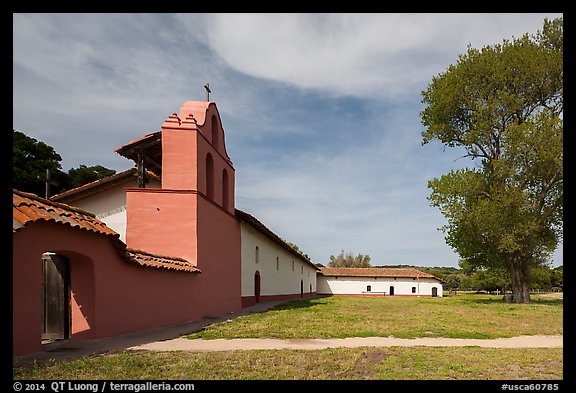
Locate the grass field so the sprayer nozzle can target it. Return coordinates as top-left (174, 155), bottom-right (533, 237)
top-left (13, 347), bottom-right (562, 380)
top-left (189, 293), bottom-right (563, 340)
top-left (13, 293), bottom-right (563, 380)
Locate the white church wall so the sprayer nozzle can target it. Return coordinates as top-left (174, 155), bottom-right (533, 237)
top-left (317, 275), bottom-right (443, 297)
top-left (240, 221), bottom-right (317, 305)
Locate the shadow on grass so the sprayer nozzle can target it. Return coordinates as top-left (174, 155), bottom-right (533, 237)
top-left (269, 296), bottom-right (332, 311)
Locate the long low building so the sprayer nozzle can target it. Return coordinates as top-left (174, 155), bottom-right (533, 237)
top-left (317, 267), bottom-right (444, 297)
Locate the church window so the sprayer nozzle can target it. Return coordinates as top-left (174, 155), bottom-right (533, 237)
top-left (206, 153), bottom-right (214, 200)
top-left (276, 257), bottom-right (279, 270)
top-left (255, 246), bottom-right (259, 264)
top-left (292, 260), bottom-right (294, 271)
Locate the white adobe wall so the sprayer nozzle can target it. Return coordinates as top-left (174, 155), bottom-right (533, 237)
top-left (317, 275), bottom-right (443, 297)
top-left (66, 178), bottom-right (161, 242)
top-left (240, 221), bottom-right (317, 298)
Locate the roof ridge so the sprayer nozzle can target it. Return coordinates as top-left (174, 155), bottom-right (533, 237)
top-left (13, 189), bottom-right (96, 218)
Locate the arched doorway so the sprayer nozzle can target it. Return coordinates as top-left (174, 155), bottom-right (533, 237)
top-left (389, 286), bottom-right (395, 296)
top-left (432, 287), bottom-right (438, 297)
top-left (41, 253), bottom-right (70, 342)
top-left (254, 271), bottom-right (261, 303)
top-left (300, 280), bottom-right (304, 298)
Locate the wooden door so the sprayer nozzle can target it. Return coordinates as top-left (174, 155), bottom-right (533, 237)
top-left (41, 254), bottom-right (70, 341)
top-left (432, 287), bottom-right (438, 297)
top-left (254, 271), bottom-right (261, 303)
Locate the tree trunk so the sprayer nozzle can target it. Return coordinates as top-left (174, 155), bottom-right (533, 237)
top-left (506, 262), bottom-right (531, 303)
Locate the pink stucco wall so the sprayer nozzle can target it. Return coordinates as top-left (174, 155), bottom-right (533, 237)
top-left (125, 189), bottom-right (199, 264)
top-left (13, 101), bottom-right (242, 358)
top-left (12, 219), bottom-right (238, 358)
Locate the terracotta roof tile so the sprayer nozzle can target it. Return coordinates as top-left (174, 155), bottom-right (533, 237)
top-left (13, 189), bottom-right (119, 238)
top-left (50, 168), bottom-right (161, 203)
top-left (235, 209), bottom-right (319, 271)
top-left (319, 267), bottom-right (443, 281)
top-left (13, 189), bottom-right (199, 274)
top-left (126, 248), bottom-right (200, 273)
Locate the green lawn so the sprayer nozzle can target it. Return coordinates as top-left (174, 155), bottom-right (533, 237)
top-left (13, 347), bottom-right (563, 380)
top-left (13, 293), bottom-right (563, 380)
top-left (189, 294), bottom-right (563, 340)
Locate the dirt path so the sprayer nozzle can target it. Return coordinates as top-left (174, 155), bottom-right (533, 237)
top-left (129, 335), bottom-right (563, 352)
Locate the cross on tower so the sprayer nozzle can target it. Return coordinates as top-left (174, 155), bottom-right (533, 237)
top-left (204, 83), bottom-right (211, 101)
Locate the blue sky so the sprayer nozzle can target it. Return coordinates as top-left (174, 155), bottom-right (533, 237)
top-left (12, 13), bottom-right (563, 268)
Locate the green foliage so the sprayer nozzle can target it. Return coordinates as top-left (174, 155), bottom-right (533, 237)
top-left (420, 18), bottom-right (563, 302)
top-left (13, 129), bottom-right (116, 198)
top-left (328, 250), bottom-right (371, 267)
top-left (68, 165), bottom-right (116, 188)
top-left (284, 240), bottom-right (311, 261)
top-left (13, 129), bottom-right (70, 196)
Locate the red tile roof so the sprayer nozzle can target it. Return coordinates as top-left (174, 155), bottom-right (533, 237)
top-left (13, 189), bottom-right (119, 238)
top-left (319, 267), bottom-right (443, 281)
top-left (126, 248), bottom-right (200, 273)
top-left (13, 189), bottom-right (199, 274)
top-left (235, 209), bottom-right (319, 271)
top-left (50, 168), bottom-right (161, 203)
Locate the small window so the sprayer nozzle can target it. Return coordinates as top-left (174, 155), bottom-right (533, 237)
top-left (255, 246), bottom-right (259, 264)
top-left (301, 265), bottom-right (303, 275)
top-left (292, 260), bottom-right (294, 271)
top-left (412, 287), bottom-right (416, 294)
top-left (276, 257), bottom-right (279, 270)
top-left (206, 153), bottom-right (214, 200)
top-left (367, 285), bottom-right (372, 292)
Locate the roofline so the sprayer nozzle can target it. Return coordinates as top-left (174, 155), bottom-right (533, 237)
top-left (235, 209), bottom-right (320, 271)
top-left (318, 267), bottom-right (446, 282)
top-left (14, 189), bottom-right (97, 218)
top-left (51, 168), bottom-right (161, 202)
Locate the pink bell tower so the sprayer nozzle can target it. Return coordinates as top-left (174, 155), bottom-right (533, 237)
top-left (124, 101), bottom-right (241, 315)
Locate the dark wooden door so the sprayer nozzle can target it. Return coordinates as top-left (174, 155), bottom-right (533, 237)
top-left (41, 254), bottom-right (70, 341)
top-left (254, 271), bottom-right (261, 303)
top-left (432, 287), bottom-right (438, 297)
top-left (389, 286), bottom-right (395, 296)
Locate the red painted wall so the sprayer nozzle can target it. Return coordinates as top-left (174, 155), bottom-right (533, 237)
top-left (14, 102), bottom-right (242, 358)
top-left (13, 221), bottom-right (215, 357)
top-left (125, 189), bottom-right (199, 264)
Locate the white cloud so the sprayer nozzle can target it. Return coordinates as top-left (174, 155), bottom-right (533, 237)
top-left (189, 13), bottom-right (562, 100)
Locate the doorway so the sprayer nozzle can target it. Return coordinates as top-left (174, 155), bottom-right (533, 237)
top-left (389, 286), bottom-right (395, 296)
top-left (254, 271), bottom-right (261, 303)
top-left (300, 280), bottom-right (303, 298)
top-left (432, 287), bottom-right (438, 297)
top-left (41, 253), bottom-right (70, 342)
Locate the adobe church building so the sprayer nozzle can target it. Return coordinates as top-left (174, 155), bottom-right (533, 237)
top-left (13, 100), bottom-right (442, 358)
top-left (13, 100), bottom-right (318, 358)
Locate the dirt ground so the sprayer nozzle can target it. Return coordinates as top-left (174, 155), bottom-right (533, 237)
top-left (128, 334), bottom-right (563, 352)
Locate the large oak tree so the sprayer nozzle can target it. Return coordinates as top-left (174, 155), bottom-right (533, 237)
top-left (420, 18), bottom-right (563, 303)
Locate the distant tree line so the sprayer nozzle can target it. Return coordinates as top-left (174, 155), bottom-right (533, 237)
top-left (328, 250), bottom-right (372, 268)
top-left (390, 263), bottom-right (563, 293)
top-left (13, 129), bottom-right (116, 197)
top-left (316, 249), bottom-right (562, 293)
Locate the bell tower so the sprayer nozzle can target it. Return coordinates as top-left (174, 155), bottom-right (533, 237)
top-left (123, 101), bottom-right (241, 313)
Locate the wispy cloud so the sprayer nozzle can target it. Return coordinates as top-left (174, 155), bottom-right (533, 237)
top-left (13, 13), bottom-right (562, 267)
